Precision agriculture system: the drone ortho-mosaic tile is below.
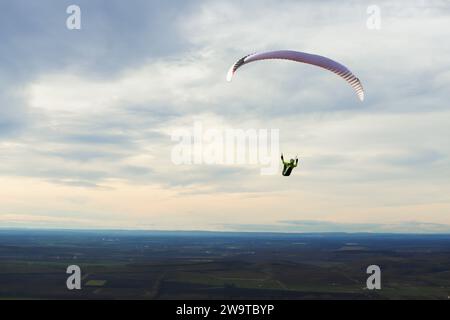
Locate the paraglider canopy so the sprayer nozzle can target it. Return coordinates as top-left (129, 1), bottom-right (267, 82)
top-left (227, 50), bottom-right (364, 101)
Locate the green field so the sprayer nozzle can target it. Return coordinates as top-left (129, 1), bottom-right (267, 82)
top-left (0, 230), bottom-right (449, 300)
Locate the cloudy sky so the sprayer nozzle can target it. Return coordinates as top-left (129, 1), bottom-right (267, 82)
top-left (1, 0), bottom-right (449, 232)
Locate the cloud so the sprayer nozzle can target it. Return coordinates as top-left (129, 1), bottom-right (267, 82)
top-left (223, 220), bottom-right (450, 234)
top-left (0, 90), bottom-right (28, 137)
top-left (0, 0), bottom-right (449, 230)
top-left (0, 0), bottom-right (190, 79)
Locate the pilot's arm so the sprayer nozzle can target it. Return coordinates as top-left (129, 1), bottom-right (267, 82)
top-left (282, 154), bottom-right (290, 166)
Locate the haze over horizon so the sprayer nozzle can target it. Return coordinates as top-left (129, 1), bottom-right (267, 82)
top-left (1, 0), bottom-right (450, 232)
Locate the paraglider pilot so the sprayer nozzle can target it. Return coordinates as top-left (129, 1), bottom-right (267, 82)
top-left (281, 154), bottom-right (299, 176)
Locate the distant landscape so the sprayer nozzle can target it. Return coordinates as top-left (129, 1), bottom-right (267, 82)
top-left (0, 229), bottom-right (449, 300)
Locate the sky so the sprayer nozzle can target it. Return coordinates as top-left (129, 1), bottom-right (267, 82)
top-left (1, 0), bottom-right (450, 233)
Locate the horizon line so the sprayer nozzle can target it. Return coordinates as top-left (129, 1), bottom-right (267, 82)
top-left (1, 226), bottom-right (450, 236)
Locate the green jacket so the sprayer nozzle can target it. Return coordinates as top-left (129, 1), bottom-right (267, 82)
top-left (281, 154), bottom-right (298, 176)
